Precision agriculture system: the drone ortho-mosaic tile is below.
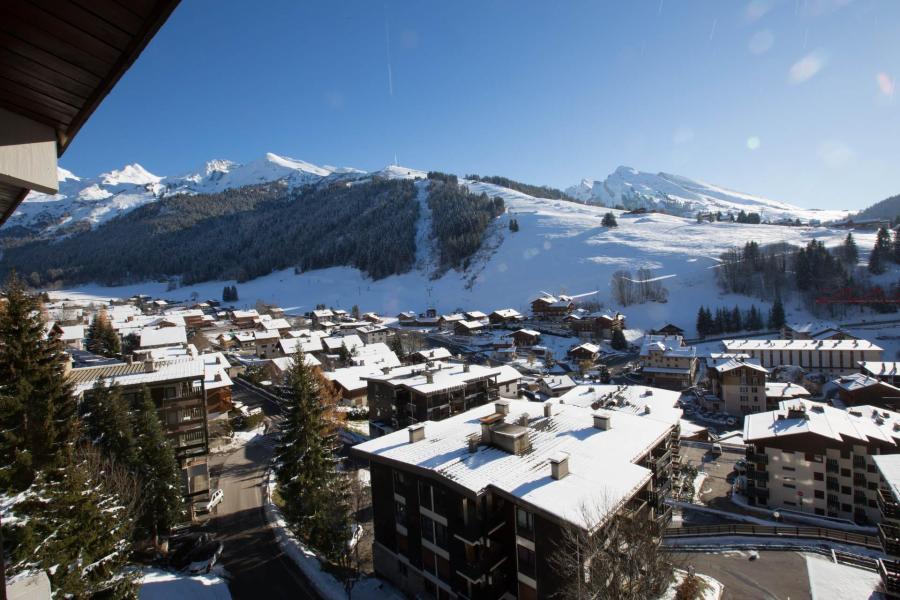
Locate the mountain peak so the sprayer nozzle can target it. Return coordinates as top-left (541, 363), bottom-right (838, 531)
top-left (100, 163), bottom-right (161, 187)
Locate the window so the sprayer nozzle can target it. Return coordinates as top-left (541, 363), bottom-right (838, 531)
top-left (419, 482), bottom-right (433, 511)
top-left (393, 470), bottom-right (405, 493)
top-left (841, 486), bottom-right (851, 495)
top-left (814, 472), bottom-right (824, 481)
top-left (841, 468), bottom-right (851, 478)
top-left (783, 466), bottom-right (796, 472)
top-left (434, 521), bottom-right (448, 549)
top-left (421, 515), bottom-right (434, 543)
top-left (516, 507), bottom-right (534, 539)
top-left (783, 483), bottom-right (795, 489)
top-left (398, 561), bottom-right (408, 577)
top-left (517, 544), bottom-right (536, 578)
top-left (814, 490), bottom-right (824, 499)
top-left (395, 501), bottom-right (407, 526)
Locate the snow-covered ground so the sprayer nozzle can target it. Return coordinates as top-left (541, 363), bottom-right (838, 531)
top-left (139, 568), bottom-right (231, 600)
top-left (660, 568), bottom-right (724, 600)
top-left (804, 553), bottom-right (883, 600)
top-left (55, 182), bottom-right (885, 337)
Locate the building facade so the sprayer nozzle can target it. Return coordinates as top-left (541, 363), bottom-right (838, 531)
top-left (723, 339), bottom-right (883, 376)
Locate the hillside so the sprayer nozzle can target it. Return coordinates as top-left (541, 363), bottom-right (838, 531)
top-left (567, 166), bottom-right (851, 223)
top-left (856, 193), bottom-right (900, 221)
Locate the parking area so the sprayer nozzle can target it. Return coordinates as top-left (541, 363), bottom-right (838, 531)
top-left (673, 551), bottom-right (812, 600)
top-left (680, 443), bottom-right (741, 504)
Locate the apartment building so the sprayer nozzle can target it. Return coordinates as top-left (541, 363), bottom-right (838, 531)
top-left (639, 335), bottom-right (698, 390)
top-left (352, 393), bottom-right (680, 600)
top-left (743, 400), bottom-right (900, 524)
top-left (706, 357), bottom-right (769, 416)
top-left (723, 339), bottom-right (883, 376)
top-left (69, 357), bottom-right (210, 507)
top-left (873, 454), bottom-right (900, 598)
top-left (366, 362), bottom-right (503, 437)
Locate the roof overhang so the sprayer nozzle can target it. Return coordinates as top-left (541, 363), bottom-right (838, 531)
top-left (0, 0), bottom-right (180, 224)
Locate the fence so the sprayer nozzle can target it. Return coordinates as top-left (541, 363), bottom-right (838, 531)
top-left (664, 523), bottom-right (881, 549)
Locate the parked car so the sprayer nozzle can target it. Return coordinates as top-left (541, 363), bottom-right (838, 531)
top-left (186, 541), bottom-right (224, 574)
top-left (206, 488), bottom-right (224, 512)
top-left (710, 443), bottom-right (723, 457)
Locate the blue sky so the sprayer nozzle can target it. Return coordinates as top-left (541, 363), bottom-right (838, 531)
top-left (65, 0), bottom-right (899, 210)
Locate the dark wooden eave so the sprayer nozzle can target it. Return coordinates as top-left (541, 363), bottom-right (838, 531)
top-left (0, 0), bottom-right (179, 223)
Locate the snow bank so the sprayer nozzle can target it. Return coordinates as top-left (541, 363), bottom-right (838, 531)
top-left (803, 553), bottom-right (882, 600)
top-left (263, 470), bottom-right (404, 600)
top-left (660, 569), bottom-right (724, 600)
top-left (139, 568), bottom-right (231, 600)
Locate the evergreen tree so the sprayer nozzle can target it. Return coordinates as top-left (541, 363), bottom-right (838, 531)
top-left (601, 212), bottom-right (618, 227)
top-left (4, 449), bottom-right (138, 597)
top-left (746, 305), bottom-right (764, 331)
top-left (275, 354), bottom-right (350, 558)
top-left (731, 306), bottom-right (743, 332)
top-left (509, 218), bottom-right (520, 232)
top-left (894, 229), bottom-right (900, 264)
top-left (841, 232), bottom-right (859, 267)
top-left (610, 328), bottom-right (628, 350)
top-left (0, 272), bottom-right (77, 490)
top-left (131, 387), bottom-right (184, 543)
top-left (82, 383), bottom-right (137, 466)
top-left (86, 308), bottom-right (120, 357)
top-left (695, 306), bottom-right (712, 338)
top-left (870, 227), bottom-right (892, 274)
top-left (768, 297), bottom-right (786, 330)
top-left (389, 334), bottom-right (404, 359)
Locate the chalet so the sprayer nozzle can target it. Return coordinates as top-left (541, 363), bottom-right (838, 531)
top-left (352, 394), bottom-right (678, 600)
top-left (408, 347), bottom-right (454, 363)
top-left (278, 335), bottom-right (325, 357)
top-left (215, 332), bottom-right (236, 350)
top-left (464, 310), bottom-right (488, 322)
top-left (530, 294), bottom-right (574, 320)
top-left (311, 308), bottom-right (335, 326)
top-left (496, 364), bottom-right (523, 398)
top-left (454, 320), bottom-right (485, 336)
top-left (439, 313), bottom-right (465, 330)
top-left (489, 308), bottom-right (524, 324)
top-left (257, 317), bottom-right (291, 336)
top-left (265, 354), bottom-right (322, 384)
top-left (397, 311), bottom-right (417, 324)
top-left (570, 312), bottom-right (626, 340)
top-left (568, 342), bottom-right (600, 363)
top-left (723, 339), bottom-right (883, 376)
top-left (323, 334), bottom-right (364, 355)
top-left (356, 324), bottom-right (390, 345)
top-left (510, 328), bottom-right (541, 347)
top-left (537, 374), bottom-right (577, 397)
top-left (650, 323), bottom-right (684, 337)
top-left (324, 365), bottom-right (379, 406)
top-left (415, 316), bottom-right (441, 327)
top-left (253, 330), bottom-right (280, 359)
top-left (362, 312), bottom-right (383, 323)
top-left (231, 309), bottom-right (259, 329)
top-left (233, 331), bottom-right (255, 349)
top-left (349, 343), bottom-right (401, 369)
top-left (705, 357), bottom-right (769, 415)
top-left (49, 323), bottom-right (85, 350)
top-left (764, 382), bottom-right (810, 405)
top-left (202, 352), bottom-right (234, 416)
top-left (860, 362), bottom-right (900, 387)
top-left (835, 374), bottom-right (900, 410)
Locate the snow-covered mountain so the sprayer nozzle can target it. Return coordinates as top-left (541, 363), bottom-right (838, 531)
top-left (2, 153), bottom-right (372, 237)
top-left (567, 166), bottom-right (850, 223)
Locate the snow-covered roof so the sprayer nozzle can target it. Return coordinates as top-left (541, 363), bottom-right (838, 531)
top-left (743, 399), bottom-right (900, 446)
top-left (860, 362), bottom-right (900, 379)
top-left (540, 374), bottom-right (576, 391)
top-left (410, 347), bottom-right (453, 361)
top-left (873, 454), bottom-right (900, 503)
top-left (511, 328), bottom-right (541, 338)
top-left (354, 398), bottom-right (675, 530)
top-left (269, 354), bottom-right (321, 372)
top-left (362, 362), bottom-right (500, 395)
top-left (232, 309), bottom-right (259, 319)
top-left (723, 339), bottom-right (883, 352)
top-left (139, 326), bottom-right (187, 348)
top-left (465, 310), bottom-right (487, 319)
top-left (491, 308), bottom-right (522, 319)
top-left (278, 337), bottom-right (323, 355)
top-left (456, 320), bottom-right (484, 330)
top-left (786, 321), bottom-right (839, 335)
top-left (323, 334), bottom-right (363, 352)
top-left (254, 330), bottom-right (280, 342)
top-left (496, 365), bottom-right (523, 385)
top-left (69, 357), bottom-right (204, 395)
top-left (312, 309), bottom-right (334, 318)
top-left (569, 343), bottom-right (600, 354)
top-left (441, 313), bottom-right (464, 322)
top-left (834, 373), bottom-right (900, 394)
top-left (59, 324), bottom-right (85, 341)
top-left (201, 352), bottom-right (233, 390)
top-left (260, 317), bottom-right (290, 330)
top-left (356, 324), bottom-right (388, 334)
top-left (764, 382), bottom-right (810, 399)
top-left (349, 343), bottom-right (400, 368)
top-left (708, 357), bottom-right (767, 374)
top-left (558, 384), bottom-right (683, 426)
top-left (325, 364), bottom-right (384, 393)
top-left (640, 335), bottom-right (694, 358)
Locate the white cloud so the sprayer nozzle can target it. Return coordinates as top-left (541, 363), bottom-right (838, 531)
top-left (788, 51), bottom-right (828, 84)
top-left (748, 30), bottom-right (774, 55)
top-left (817, 140), bottom-right (854, 168)
top-left (746, 136), bottom-right (761, 151)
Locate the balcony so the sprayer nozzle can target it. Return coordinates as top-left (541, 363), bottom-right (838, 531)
top-left (654, 505), bottom-right (673, 532)
top-left (455, 541), bottom-right (506, 583)
top-left (746, 470), bottom-right (769, 483)
top-left (879, 559), bottom-right (900, 598)
top-left (454, 518), bottom-right (485, 545)
top-left (880, 522), bottom-right (900, 557)
top-left (645, 449), bottom-right (672, 472)
top-left (747, 487), bottom-right (769, 501)
top-left (880, 488), bottom-right (900, 521)
top-left (746, 451), bottom-right (768, 465)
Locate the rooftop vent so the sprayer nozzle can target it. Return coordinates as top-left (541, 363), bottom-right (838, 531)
top-left (543, 401), bottom-right (553, 418)
top-left (426, 371), bottom-right (434, 384)
top-left (466, 432), bottom-right (481, 453)
top-left (408, 423), bottom-right (425, 443)
top-left (463, 363), bottom-right (470, 373)
top-left (849, 409), bottom-right (863, 417)
top-left (811, 405), bottom-right (825, 413)
top-left (550, 452), bottom-right (569, 480)
top-left (644, 405), bottom-right (652, 415)
top-left (495, 400), bottom-right (510, 415)
top-left (593, 411), bottom-right (612, 430)
top-left (144, 359), bottom-right (156, 373)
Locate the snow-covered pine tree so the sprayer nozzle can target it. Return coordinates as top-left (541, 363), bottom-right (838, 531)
top-left (0, 272), bottom-right (77, 491)
top-left (87, 308), bottom-right (120, 357)
top-left (82, 382), bottom-right (137, 466)
top-left (131, 386), bottom-right (185, 544)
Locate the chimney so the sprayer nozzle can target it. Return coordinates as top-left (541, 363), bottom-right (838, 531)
top-left (593, 411), bottom-right (612, 430)
top-left (463, 363), bottom-right (470, 373)
top-left (408, 423), bottom-right (425, 443)
top-left (467, 432), bottom-right (480, 453)
top-left (550, 452), bottom-right (569, 480)
top-left (644, 405), bottom-right (652, 415)
top-left (426, 370), bottom-right (434, 384)
top-left (543, 401), bottom-right (553, 418)
top-left (144, 358), bottom-right (156, 373)
top-left (495, 400), bottom-right (510, 415)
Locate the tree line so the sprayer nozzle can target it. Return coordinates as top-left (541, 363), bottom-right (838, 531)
top-left (222, 285), bottom-right (239, 302)
top-left (428, 179), bottom-right (505, 273)
top-left (695, 300), bottom-right (784, 338)
top-left (464, 173), bottom-right (576, 201)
